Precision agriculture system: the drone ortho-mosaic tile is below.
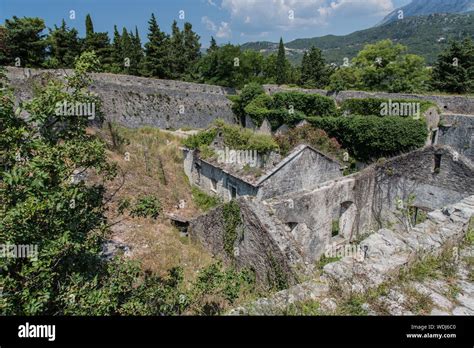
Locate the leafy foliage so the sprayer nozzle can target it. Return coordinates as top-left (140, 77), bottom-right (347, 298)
top-left (431, 38), bottom-right (474, 94)
top-left (329, 40), bottom-right (430, 93)
top-left (308, 115), bottom-right (428, 162)
top-left (182, 121), bottom-right (279, 154)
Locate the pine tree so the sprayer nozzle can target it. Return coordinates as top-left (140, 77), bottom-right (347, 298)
top-left (299, 46), bottom-right (329, 88)
top-left (111, 25), bottom-right (122, 72)
top-left (47, 19), bottom-right (81, 68)
top-left (169, 20), bottom-right (184, 78)
top-left (143, 13), bottom-right (170, 78)
top-left (2, 16), bottom-right (46, 67)
top-left (431, 38), bottom-right (474, 94)
top-left (82, 14), bottom-right (113, 71)
top-left (276, 37), bottom-right (287, 85)
top-left (120, 27), bottom-right (133, 74)
top-left (129, 27), bottom-right (143, 76)
top-left (183, 22), bottom-right (201, 75)
top-left (208, 36), bottom-right (218, 53)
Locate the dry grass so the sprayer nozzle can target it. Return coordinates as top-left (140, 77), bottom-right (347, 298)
top-left (90, 124), bottom-right (214, 283)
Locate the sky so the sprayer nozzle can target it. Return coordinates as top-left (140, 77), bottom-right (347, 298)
top-left (1, 0), bottom-right (412, 47)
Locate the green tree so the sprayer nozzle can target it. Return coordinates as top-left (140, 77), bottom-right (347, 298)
top-left (197, 44), bottom-right (244, 87)
top-left (120, 28), bottom-right (133, 74)
top-left (82, 14), bottom-right (113, 71)
top-left (276, 38), bottom-right (287, 85)
top-left (329, 40), bottom-right (429, 93)
top-left (2, 16), bottom-right (46, 67)
top-left (168, 20), bottom-right (185, 78)
top-left (46, 19), bottom-right (81, 68)
top-left (431, 38), bottom-right (474, 94)
top-left (208, 36), bottom-right (218, 53)
top-left (300, 46), bottom-right (329, 88)
top-left (85, 14), bottom-right (94, 37)
top-left (183, 22), bottom-right (201, 76)
top-left (110, 25), bottom-right (122, 73)
top-left (129, 27), bottom-right (143, 76)
top-left (142, 13), bottom-right (170, 78)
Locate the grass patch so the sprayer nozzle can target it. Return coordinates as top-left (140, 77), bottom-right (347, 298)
top-left (192, 187), bottom-right (221, 212)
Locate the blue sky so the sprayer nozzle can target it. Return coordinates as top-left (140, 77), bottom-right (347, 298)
top-left (1, 0), bottom-right (412, 46)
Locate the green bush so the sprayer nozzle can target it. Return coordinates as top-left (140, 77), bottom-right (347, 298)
top-left (272, 91), bottom-right (337, 117)
top-left (182, 121), bottom-right (278, 153)
top-left (130, 195), bottom-right (162, 219)
top-left (192, 187), bottom-right (221, 212)
top-left (308, 115), bottom-right (428, 162)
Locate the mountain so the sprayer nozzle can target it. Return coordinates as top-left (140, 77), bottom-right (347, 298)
top-left (378, 0), bottom-right (474, 26)
top-left (241, 12), bottom-right (474, 66)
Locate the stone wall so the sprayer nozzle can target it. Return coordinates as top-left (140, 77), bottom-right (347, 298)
top-left (188, 197), bottom-right (308, 286)
top-left (323, 195), bottom-right (474, 295)
top-left (264, 85), bottom-right (474, 115)
top-left (189, 146), bottom-right (474, 284)
top-left (257, 147), bottom-right (343, 200)
top-left (265, 146), bottom-right (474, 263)
top-left (438, 114), bottom-right (474, 161)
top-left (6, 67), bottom-right (237, 129)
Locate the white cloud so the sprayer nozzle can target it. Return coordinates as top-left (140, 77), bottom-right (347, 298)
top-left (207, 0), bottom-right (217, 6)
top-left (221, 0), bottom-right (394, 33)
top-left (202, 16), bottom-right (232, 39)
top-left (216, 21), bottom-right (232, 38)
top-left (202, 16), bottom-right (217, 31)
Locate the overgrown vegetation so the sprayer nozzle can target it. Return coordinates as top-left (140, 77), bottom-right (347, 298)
top-left (308, 115), bottom-right (428, 162)
top-left (222, 200), bottom-right (242, 258)
top-left (192, 187), bottom-right (221, 212)
top-left (0, 52), bottom-right (259, 315)
top-left (182, 120), bottom-right (279, 154)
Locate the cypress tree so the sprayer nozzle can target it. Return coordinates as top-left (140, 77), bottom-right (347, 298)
top-left (276, 37), bottom-right (287, 85)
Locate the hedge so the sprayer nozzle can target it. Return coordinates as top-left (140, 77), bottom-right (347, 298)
top-left (272, 91), bottom-right (337, 117)
top-left (307, 115), bottom-right (428, 162)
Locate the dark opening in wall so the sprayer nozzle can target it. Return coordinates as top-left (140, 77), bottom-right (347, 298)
top-left (287, 222), bottom-right (298, 232)
top-left (434, 154), bottom-right (442, 173)
top-left (331, 220), bottom-right (339, 237)
top-left (431, 129), bottom-right (438, 145)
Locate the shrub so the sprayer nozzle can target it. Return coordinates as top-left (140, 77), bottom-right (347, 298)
top-left (272, 91), bottom-right (337, 117)
top-left (130, 195), bottom-right (162, 219)
top-left (308, 115), bottom-right (428, 162)
top-left (182, 121), bottom-right (278, 154)
top-left (192, 187), bottom-right (221, 212)
top-left (275, 124), bottom-right (348, 163)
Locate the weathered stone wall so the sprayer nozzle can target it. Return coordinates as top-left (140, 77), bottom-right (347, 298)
top-left (373, 146), bottom-right (474, 221)
top-left (6, 67), bottom-right (237, 129)
top-left (264, 85), bottom-right (474, 115)
top-left (183, 149), bottom-right (257, 202)
top-left (323, 195), bottom-right (474, 295)
top-left (266, 146), bottom-right (474, 263)
top-left (188, 197), bottom-right (308, 286)
top-left (438, 114), bottom-right (474, 161)
top-left (257, 148), bottom-right (343, 200)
